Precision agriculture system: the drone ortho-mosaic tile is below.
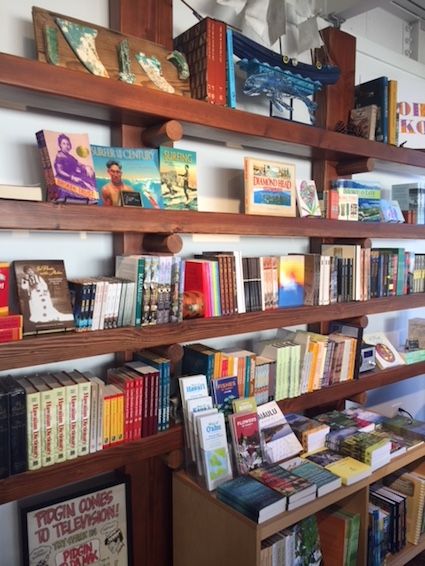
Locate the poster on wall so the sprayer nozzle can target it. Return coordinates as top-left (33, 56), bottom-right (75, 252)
top-left (398, 99), bottom-right (425, 148)
top-left (20, 478), bottom-right (131, 566)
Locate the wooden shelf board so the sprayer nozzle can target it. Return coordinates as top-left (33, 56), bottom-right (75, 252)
top-left (1, 201), bottom-right (425, 238)
top-left (1, 294), bottom-right (425, 370)
top-left (0, 425), bottom-right (183, 504)
top-left (387, 533), bottom-right (425, 565)
top-left (279, 361), bottom-right (425, 413)
top-left (2, 53), bottom-right (425, 170)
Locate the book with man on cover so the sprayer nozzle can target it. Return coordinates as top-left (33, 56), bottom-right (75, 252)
top-left (14, 260), bottom-right (75, 336)
top-left (159, 146), bottom-right (197, 210)
top-left (36, 130), bottom-right (98, 204)
top-left (90, 145), bottom-right (163, 208)
top-left (244, 157), bottom-right (296, 217)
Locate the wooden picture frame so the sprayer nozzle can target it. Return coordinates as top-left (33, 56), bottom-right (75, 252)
top-left (20, 477), bottom-right (132, 566)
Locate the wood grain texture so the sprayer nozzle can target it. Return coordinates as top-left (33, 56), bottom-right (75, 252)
top-left (1, 201), bottom-right (425, 238)
top-left (1, 294), bottom-right (424, 370)
top-left (2, 54), bottom-right (425, 170)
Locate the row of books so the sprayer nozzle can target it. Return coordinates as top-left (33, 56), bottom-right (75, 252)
top-left (353, 76), bottom-right (398, 145)
top-left (37, 131), bottom-right (198, 209)
top-left (0, 350), bottom-right (171, 477)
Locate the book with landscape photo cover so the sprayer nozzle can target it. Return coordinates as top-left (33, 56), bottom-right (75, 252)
top-left (244, 157), bottom-right (296, 217)
top-left (90, 145), bottom-right (163, 208)
top-left (36, 130), bottom-right (98, 204)
top-left (257, 401), bottom-right (303, 464)
top-left (14, 260), bottom-right (75, 335)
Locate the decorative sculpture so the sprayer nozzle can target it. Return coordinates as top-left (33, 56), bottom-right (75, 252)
top-left (136, 52), bottom-right (175, 93)
top-left (167, 50), bottom-right (190, 80)
top-left (55, 17), bottom-right (109, 78)
top-left (43, 26), bottom-right (60, 66)
top-left (117, 39), bottom-right (136, 84)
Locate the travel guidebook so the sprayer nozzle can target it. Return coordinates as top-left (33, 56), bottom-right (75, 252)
top-left (36, 130), bottom-right (98, 204)
top-left (159, 146), bottom-right (197, 210)
top-left (14, 260), bottom-right (75, 335)
top-left (244, 157), bottom-right (296, 217)
top-left (90, 145), bottom-right (163, 208)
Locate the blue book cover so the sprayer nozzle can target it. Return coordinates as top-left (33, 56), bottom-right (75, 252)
top-left (226, 27), bottom-right (237, 109)
top-left (90, 145), bottom-right (163, 208)
top-left (355, 76), bottom-right (388, 143)
top-left (211, 375), bottom-right (239, 415)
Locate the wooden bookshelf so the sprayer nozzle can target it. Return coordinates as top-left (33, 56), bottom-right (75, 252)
top-left (1, 293), bottom-right (424, 370)
top-left (174, 443), bottom-right (425, 566)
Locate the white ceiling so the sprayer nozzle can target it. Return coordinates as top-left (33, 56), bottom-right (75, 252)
top-left (325, 0), bottom-right (425, 23)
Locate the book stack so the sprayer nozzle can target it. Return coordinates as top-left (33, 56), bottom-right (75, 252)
top-left (305, 449), bottom-right (372, 485)
top-left (370, 483), bottom-right (407, 554)
top-left (339, 431), bottom-right (392, 471)
top-left (280, 456), bottom-right (342, 497)
top-left (173, 17), bottom-right (226, 106)
top-left (285, 413), bottom-right (330, 454)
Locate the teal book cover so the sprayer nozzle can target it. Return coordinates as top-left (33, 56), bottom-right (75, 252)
top-left (159, 146), bottom-right (197, 210)
top-left (90, 145), bottom-right (163, 208)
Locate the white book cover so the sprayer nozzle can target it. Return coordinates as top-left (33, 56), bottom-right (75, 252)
top-left (197, 411), bottom-right (233, 491)
top-left (186, 396), bottom-right (213, 462)
top-left (363, 332), bottom-right (405, 369)
top-left (193, 408), bottom-right (218, 476)
top-left (178, 374), bottom-right (208, 449)
top-left (257, 401), bottom-right (303, 464)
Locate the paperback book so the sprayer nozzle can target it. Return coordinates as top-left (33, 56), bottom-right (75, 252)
top-left (295, 180), bottom-right (321, 217)
top-left (14, 260), bottom-right (75, 335)
top-left (90, 145), bottom-right (162, 208)
top-left (244, 157), bottom-right (296, 217)
top-left (363, 332), bottom-right (405, 369)
top-left (257, 401), bottom-right (303, 464)
top-left (228, 411), bottom-right (263, 474)
top-left (36, 130), bottom-right (98, 203)
top-left (280, 456), bottom-right (342, 497)
top-left (159, 146), bottom-right (197, 210)
top-left (197, 411), bottom-right (233, 490)
top-left (305, 449), bottom-right (372, 485)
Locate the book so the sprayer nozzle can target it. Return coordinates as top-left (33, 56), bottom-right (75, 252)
top-left (159, 146), bottom-right (197, 210)
top-left (354, 76), bottom-right (388, 143)
top-left (244, 157), bottom-right (296, 217)
top-left (15, 378), bottom-right (41, 470)
top-left (348, 104), bottom-right (378, 140)
top-left (285, 413), bottom-right (330, 454)
top-left (295, 179), bottom-right (321, 217)
top-left (317, 506), bottom-right (360, 566)
top-left (305, 449), bottom-right (372, 485)
top-left (197, 411), bottom-right (233, 490)
top-left (0, 183), bottom-right (43, 202)
top-left (0, 262), bottom-right (10, 316)
top-left (228, 411), bottom-right (263, 474)
top-left (178, 374), bottom-right (208, 449)
top-left (256, 401), bottom-right (303, 464)
top-left (280, 456), bottom-right (342, 497)
top-left (250, 464), bottom-right (316, 510)
top-left (35, 130), bottom-right (98, 203)
top-left (14, 260), bottom-right (75, 336)
top-left (278, 255), bottom-right (305, 307)
top-left (333, 179), bottom-right (382, 223)
top-left (363, 332), bottom-right (405, 369)
top-left (174, 17), bottom-right (226, 106)
top-left (90, 145), bottom-right (162, 208)
top-left (216, 474), bottom-right (286, 523)
top-left (388, 79), bottom-right (398, 146)
top-left (211, 375), bottom-right (239, 416)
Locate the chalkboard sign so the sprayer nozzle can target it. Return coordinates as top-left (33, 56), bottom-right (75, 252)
top-left (121, 190), bottom-right (142, 207)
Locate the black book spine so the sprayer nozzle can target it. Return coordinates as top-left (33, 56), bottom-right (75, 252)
top-left (6, 382), bottom-right (27, 474)
top-left (0, 387), bottom-right (10, 478)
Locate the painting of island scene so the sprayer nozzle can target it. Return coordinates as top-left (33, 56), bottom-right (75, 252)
top-left (91, 145), bottom-right (163, 208)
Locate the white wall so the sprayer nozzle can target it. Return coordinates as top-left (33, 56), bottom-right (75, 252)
top-left (1, 2), bottom-right (425, 564)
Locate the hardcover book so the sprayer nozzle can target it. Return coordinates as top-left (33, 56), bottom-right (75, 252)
top-left (159, 146), bottom-right (197, 210)
top-left (244, 157), bottom-right (296, 217)
top-left (216, 474), bottom-right (286, 523)
top-left (90, 145), bottom-right (162, 208)
top-left (36, 130), bottom-right (98, 203)
top-left (349, 104), bottom-right (378, 140)
top-left (354, 76), bottom-right (388, 143)
top-left (14, 260), bottom-right (75, 336)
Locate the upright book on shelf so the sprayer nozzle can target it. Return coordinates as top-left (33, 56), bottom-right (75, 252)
top-left (90, 145), bottom-right (162, 208)
top-left (354, 76), bottom-right (388, 143)
top-left (35, 130), bottom-right (98, 203)
top-left (244, 157), bottom-right (296, 217)
top-left (159, 146), bottom-right (197, 210)
top-left (14, 260), bottom-right (75, 336)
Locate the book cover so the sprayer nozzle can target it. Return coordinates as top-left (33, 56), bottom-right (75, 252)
top-left (197, 411), bottom-right (233, 490)
top-left (354, 76), bottom-right (388, 143)
top-left (14, 260), bottom-right (75, 336)
top-left (257, 401), bottom-right (303, 464)
top-left (211, 375), bottom-right (239, 416)
top-left (216, 474), bottom-right (286, 523)
top-left (186, 396), bottom-right (213, 462)
top-left (280, 456), bottom-right (342, 497)
top-left (363, 332), bottom-right (405, 369)
top-left (229, 411), bottom-right (263, 474)
top-left (159, 146), bottom-right (197, 210)
top-left (349, 104), bottom-right (378, 140)
top-left (308, 451), bottom-right (372, 485)
top-left (295, 516), bottom-right (323, 565)
top-left (0, 262), bottom-right (10, 316)
top-left (244, 157), bottom-right (296, 217)
top-left (91, 145), bottom-right (162, 208)
top-left (250, 464), bottom-right (316, 507)
top-left (178, 374), bottom-right (208, 448)
top-left (295, 180), bottom-right (321, 217)
top-left (285, 413), bottom-right (330, 453)
top-left (278, 255), bottom-right (304, 307)
top-left (36, 130), bottom-right (98, 203)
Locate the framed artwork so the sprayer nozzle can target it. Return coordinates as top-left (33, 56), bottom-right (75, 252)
top-left (20, 478), bottom-right (131, 566)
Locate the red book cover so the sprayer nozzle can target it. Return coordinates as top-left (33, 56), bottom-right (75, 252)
top-left (184, 260), bottom-right (211, 317)
top-left (0, 263), bottom-right (10, 316)
top-left (229, 411), bottom-right (263, 474)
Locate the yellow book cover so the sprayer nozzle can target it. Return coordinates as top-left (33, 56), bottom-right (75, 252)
top-left (102, 387), bottom-right (113, 448)
top-left (326, 457), bottom-right (371, 485)
top-left (388, 79), bottom-right (398, 146)
top-left (232, 397), bottom-right (257, 414)
top-left (116, 390), bottom-right (125, 444)
top-left (28, 376), bottom-right (57, 467)
top-left (244, 157), bottom-right (296, 217)
top-left (53, 372), bottom-right (79, 460)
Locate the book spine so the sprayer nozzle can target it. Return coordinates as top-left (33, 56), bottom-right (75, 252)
top-left (78, 380), bottom-right (91, 456)
top-left (226, 27), bottom-right (236, 108)
top-left (88, 378), bottom-right (98, 453)
top-left (66, 383), bottom-right (79, 459)
top-left (35, 130), bottom-right (57, 201)
top-left (41, 388), bottom-right (56, 467)
top-left (0, 390), bottom-right (9, 478)
top-left (102, 392), bottom-right (112, 448)
top-left (26, 389), bottom-right (41, 470)
top-left (0, 263), bottom-right (9, 316)
top-left (55, 386), bottom-right (66, 463)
